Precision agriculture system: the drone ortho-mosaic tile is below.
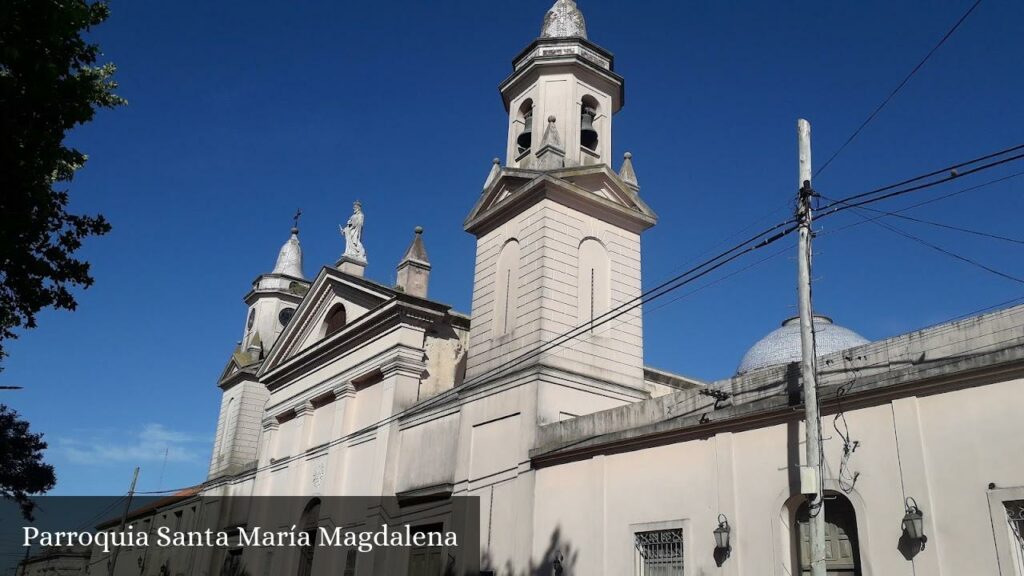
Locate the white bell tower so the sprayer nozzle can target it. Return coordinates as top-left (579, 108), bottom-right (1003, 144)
top-left (501, 0), bottom-right (622, 170)
top-left (241, 222), bottom-right (309, 356)
top-left (464, 0), bottom-right (656, 395)
top-left (209, 220), bottom-right (312, 479)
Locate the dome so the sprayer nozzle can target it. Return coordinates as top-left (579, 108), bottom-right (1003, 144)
top-left (541, 0), bottom-right (588, 39)
top-left (736, 315), bottom-right (869, 375)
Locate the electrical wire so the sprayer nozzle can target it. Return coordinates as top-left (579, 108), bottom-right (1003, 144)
top-left (818, 170), bottom-right (1024, 238)
top-left (817, 146), bottom-right (1024, 215)
top-left (839, 202), bottom-right (1024, 244)
top-left (821, 194), bottom-right (1024, 285)
top-left (814, 0), bottom-right (984, 178)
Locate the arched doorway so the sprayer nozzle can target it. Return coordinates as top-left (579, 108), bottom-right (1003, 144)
top-left (794, 493), bottom-right (863, 576)
top-left (297, 498), bottom-right (321, 576)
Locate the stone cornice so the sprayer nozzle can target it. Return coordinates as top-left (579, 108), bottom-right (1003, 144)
top-left (333, 383), bottom-right (356, 400)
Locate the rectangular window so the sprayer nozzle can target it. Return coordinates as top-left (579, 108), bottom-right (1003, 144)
top-left (634, 528), bottom-right (684, 576)
top-left (1007, 500), bottom-right (1024, 576)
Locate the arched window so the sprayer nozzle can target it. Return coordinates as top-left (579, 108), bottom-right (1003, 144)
top-left (516, 99), bottom-right (534, 155)
top-left (580, 95), bottom-right (600, 152)
top-left (493, 239), bottom-right (521, 336)
top-left (794, 492), bottom-right (862, 575)
top-left (578, 238), bottom-right (610, 330)
top-left (324, 303), bottom-right (347, 336)
top-left (297, 498), bottom-right (321, 576)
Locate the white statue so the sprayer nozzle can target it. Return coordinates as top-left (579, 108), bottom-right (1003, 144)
top-left (340, 201), bottom-right (366, 261)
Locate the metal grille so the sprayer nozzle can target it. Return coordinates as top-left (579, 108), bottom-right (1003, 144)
top-left (634, 529), bottom-right (684, 576)
top-left (1007, 501), bottom-right (1024, 575)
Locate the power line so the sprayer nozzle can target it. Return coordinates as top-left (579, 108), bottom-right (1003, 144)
top-left (818, 170), bottom-right (1024, 238)
top-left (821, 193), bottom-right (1024, 245)
top-left (821, 195), bottom-right (1024, 285)
top-left (817, 147), bottom-right (1024, 216)
top-left (814, 0), bottom-right (984, 178)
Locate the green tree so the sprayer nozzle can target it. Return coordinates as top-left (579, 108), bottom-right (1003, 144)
top-left (0, 0), bottom-right (124, 365)
top-left (0, 404), bottom-right (56, 520)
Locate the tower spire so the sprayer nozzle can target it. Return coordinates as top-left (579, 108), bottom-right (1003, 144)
top-left (272, 217), bottom-right (304, 279)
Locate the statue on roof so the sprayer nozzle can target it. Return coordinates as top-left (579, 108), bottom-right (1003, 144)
top-left (340, 201), bottom-right (366, 262)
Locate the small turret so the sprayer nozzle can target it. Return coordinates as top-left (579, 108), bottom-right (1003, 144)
top-left (396, 226), bottom-right (431, 298)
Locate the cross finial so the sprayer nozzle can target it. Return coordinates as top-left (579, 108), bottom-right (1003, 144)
top-left (292, 208), bottom-right (302, 233)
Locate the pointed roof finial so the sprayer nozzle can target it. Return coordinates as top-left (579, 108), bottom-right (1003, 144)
top-left (619, 151), bottom-right (639, 190)
top-left (272, 217), bottom-right (304, 278)
top-left (541, 116), bottom-right (563, 149)
top-left (483, 158), bottom-right (502, 190)
top-left (401, 226), bottom-right (429, 264)
top-left (541, 0), bottom-right (588, 39)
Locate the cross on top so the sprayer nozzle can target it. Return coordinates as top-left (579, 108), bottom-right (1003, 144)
top-left (293, 208), bottom-right (302, 230)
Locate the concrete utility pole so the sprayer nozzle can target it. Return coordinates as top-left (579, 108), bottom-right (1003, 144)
top-left (797, 119), bottom-right (826, 576)
top-left (108, 466), bottom-right (139, 576)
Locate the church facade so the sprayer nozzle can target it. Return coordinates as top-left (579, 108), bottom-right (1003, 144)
top-left (191, 2), bottom-right (1024, 575)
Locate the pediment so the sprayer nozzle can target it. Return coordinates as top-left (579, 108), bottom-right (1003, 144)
top-left (217, 350), bottom-right (260, 389)
top-left (260, 267), bottom-right (398, 374)
top-left (464, 164), bottom-right (657, 235)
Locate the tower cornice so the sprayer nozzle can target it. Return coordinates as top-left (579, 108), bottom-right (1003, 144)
top-left (499, 37), bottom-right (624, 113)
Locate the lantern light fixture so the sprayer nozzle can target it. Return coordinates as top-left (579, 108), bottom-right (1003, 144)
top-left (902, 497), bottom-right (928, 549)
top-left (713, 514), bottom-right (732, 551)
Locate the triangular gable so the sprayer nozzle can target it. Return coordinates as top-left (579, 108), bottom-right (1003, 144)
top-left (465, 164), bottom-right (657, 235)
top-left (554, 165), bottom-right (657, 219)
top-left (217, 351), bottom-right (260, 388)
top-left (464, 168), bottom-right (538, 227)
top-left (260, 267), bottom-right (397, 374)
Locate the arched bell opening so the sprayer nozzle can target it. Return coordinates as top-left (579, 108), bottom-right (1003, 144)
top-left (580, 95), bottom-right (600, 153)
top-left (516, 99), bottom-right (534, 155)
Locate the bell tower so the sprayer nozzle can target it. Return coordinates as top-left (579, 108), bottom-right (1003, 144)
top-left (502, 0), bottom-right (622, 169)
top-left (209, 221), bottom-right (312, 480)
top-left (241, 222), bottom-right (309, 356)
top-left (464, 0), bottom-right (656, 395)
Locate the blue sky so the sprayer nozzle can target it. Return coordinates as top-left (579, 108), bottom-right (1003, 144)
top-left (2, 0), bottom-right (1022, 495)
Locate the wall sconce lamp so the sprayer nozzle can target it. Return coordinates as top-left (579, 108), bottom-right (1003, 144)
top-left (902, 497), bottom-right (928, 550)
top-left (714, 513), bottom-right (732, 555)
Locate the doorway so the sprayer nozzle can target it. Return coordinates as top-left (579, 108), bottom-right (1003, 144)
top-left (795, 493), bottom-right (862, 576)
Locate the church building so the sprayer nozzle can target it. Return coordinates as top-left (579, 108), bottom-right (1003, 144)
top-left (189, 2), bottom-right (1024, 575)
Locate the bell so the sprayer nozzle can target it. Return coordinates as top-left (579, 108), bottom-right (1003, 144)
top-left (581, 107), bottom-right (598, 150)
top-left (517, 112), bottom-right (533, 151)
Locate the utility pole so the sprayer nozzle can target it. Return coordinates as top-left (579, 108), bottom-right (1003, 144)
top-left (797, 118), bottom-right (826, 576)
top-left (108, 467), bottom-right (139, 576)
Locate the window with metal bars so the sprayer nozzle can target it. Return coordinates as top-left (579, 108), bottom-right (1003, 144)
top-left (634, 528), bottom-right (684, 576)
top-left (1007, 501), bottom-right (1024, 575)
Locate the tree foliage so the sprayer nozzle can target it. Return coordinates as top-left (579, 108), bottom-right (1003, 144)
top-left (0, 0), bottom-right (124, 365)
top-left (0, 404), bottom-right (56, 520)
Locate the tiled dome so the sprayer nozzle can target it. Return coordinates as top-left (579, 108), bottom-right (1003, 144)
top-left (736, 315), bottom-right (869, 375)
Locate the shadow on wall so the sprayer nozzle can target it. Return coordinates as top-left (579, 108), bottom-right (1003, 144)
top-left (480, 527), bottom-right (578, 576)
top-left (897, 531), bottom-right (924, 561)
